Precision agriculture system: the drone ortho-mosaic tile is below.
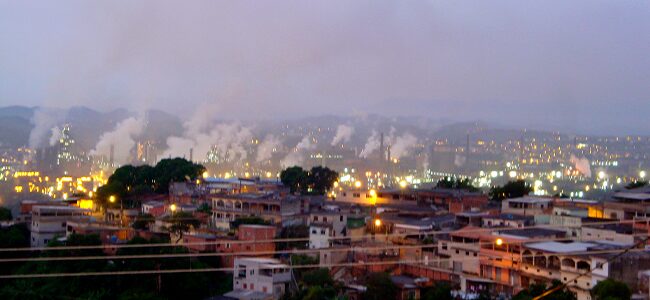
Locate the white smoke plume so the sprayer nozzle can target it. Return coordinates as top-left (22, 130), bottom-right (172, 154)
top-left (389, 133), bottom-right (417, 159)
top-left (570, 154), bottom-right (592, 178)
top-left (331, 124), bottom-right (354, 146)
top-left (48, 126), bottom-right (61, 146)
top-left (90, 116), bottom-right (146, 165)
top-left (454, 154), bottom-right (467, 167)
top-left (162, 117), bottom-right (253, 163)
top-left (280, 135), bottom-right (316, 168)
top-left (359, 131), bottom-right (380, 158)
top-left (256, 134), bottom-right (281, 163)
top-left (28, 108), bottom-right (67, 149)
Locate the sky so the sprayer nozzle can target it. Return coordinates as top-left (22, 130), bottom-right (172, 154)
top-left (0, 0), bottom-right (649, 135)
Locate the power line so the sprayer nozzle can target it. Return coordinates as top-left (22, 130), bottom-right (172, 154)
top-left (2, 233), bottom-right (648, 264)
top-left (1, 247), bottom-right (648, 280)
top-left (2, 218), bottom-right (643, 252)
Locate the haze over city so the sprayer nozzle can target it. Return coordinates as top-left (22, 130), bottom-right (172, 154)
top-left (1, 1), bottom-right (649, 135)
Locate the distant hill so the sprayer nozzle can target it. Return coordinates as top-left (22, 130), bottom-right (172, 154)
top-left (0, 106), bottom-right (183, 151)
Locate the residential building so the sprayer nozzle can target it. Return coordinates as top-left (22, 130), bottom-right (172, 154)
top-left (31, 205), bottom-right (91, 247)
top-left (226, 257), bottom-right (292, 300)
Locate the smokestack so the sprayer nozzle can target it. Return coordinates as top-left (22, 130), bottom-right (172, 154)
top-left (109, 144), bottom-right (114, 166)
top-left (189, 148), bottom-right (194, 162)
top-left (387, 145), bottom-right (391, 163)
top-left (379, 132), bottom-right (385, 161)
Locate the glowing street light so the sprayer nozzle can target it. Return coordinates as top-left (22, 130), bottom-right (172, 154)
top-left (374, 218), bottom-right (382, 227)
top-left (109, 195), bottom-right (116, 203)
top-left (495, 238), bottom-right (504, 246)
top-left (354, 180), bottom-right (362, 188)
top-left (399, 180), bottom-right (407, 189)
top-left (170, 204), bottom-right (177, 213)
top-left (641, 171), bottom-right (647, 179)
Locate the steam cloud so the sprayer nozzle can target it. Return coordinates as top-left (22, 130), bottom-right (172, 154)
top-left (389, 133), bottom-right (417, 159)
top-left (256, 134), bottom-right (281, 163)
top-left (161, 104), bottom-right (254, 163)
top-left (90, 116), bottom-right (146, 165)
top-left (570, 154), bottom-right (592, 178)
top-left (359, 131), bottom-right (380, 158)
top-left (280, 135), bottom-right (316, 168)
top-left (331, 124), bottom-right (354, 146)
top-left (359, 128), bottom-right (417, 159)
top-left (28, 108), bottom-right (67, 149)
top-left (48, 126), bottom-right (61, 146)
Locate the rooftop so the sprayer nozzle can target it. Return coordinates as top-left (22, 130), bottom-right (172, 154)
top-left (484, 213), bottom-right (533, 221)
top-left (505, 196), bottom-right (553, 204)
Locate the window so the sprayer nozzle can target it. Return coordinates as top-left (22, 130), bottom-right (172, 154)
top-left (321, 229), bottom-right (325, 234)
top-left (455, 249), bottom-right (459, 254)
top-left (466, 251), bottom-right (469, 256)
top-left (473, 252), bottom-right (477, 257)
top-left (314, 216), bottom-right (318, 221)
top-left (340, 215), bottom-right (344, 222)
top-left (312, 229), bottom-right (317, 234)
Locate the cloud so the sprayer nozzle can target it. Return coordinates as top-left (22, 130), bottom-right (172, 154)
top-left (331, 124), bottom-right (354, 146)
top-left (280, 135), bottom-right (316, 168)
top-left (256, 134), bottom-right (281, 163)
top-left (2, 1), bottom-right (650, 134)
top-left (90, 116), bottom-right (146, 165)
top-left (359, 131), bottom-right (380, 158)
top-left (28, 108), bottom-right (67, 149)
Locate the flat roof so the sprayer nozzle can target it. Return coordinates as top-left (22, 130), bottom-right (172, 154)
top-left (484, 213), bottom-right (532, 221)
top-left (613, 192), bottom-right (650, 201)
top-left (506, 196), bottom-right (552, 204)
top-left (525, 241), bottom-right (597, 253)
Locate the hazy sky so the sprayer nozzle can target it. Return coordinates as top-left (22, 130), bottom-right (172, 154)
top-left (1, 1), bottom-right (649, 135)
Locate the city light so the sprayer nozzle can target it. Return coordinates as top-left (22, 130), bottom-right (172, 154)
top-left (354, 180), bottom-right (362, 188)
top-left (170, 204), bottom-right (177, 212)
top-left (374, 219), bottom-right (381, 227)
top-left (641, 171), bottom-right (647, 179)
top-left (109, 195), bottom-right (116, 203)
top-left (495, 238), bottom-right (503, 246)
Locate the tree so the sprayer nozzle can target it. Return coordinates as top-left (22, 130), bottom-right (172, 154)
top-left (280, 166), bottom-right (338, 195)
top-left (361, 272), bottom-right (398, 300)
top-left (591, 279), bottom-right (631, 300)
top-left (490, 180), bottom-right (533, 201)
top-left (436, 177), bottom-right (479, 192)
top-left (513, 280), bottom-right (576, 300)
top-left (0, 206), bottom-right (12, 221)
top-left (97, 158), bottom-right (205, 206)
top-left (281, 166), bottom-right (309, 193)
top-left (422, 282), bottom-right (453, 300)
top-left (307, 166), bottom-right (339, 195)
top-left (132, 213), bottom-right (154, 230)
top-left (165, 212), bottom-right (200, 242)
top-left (278, 225), bottom-right (309, 250)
